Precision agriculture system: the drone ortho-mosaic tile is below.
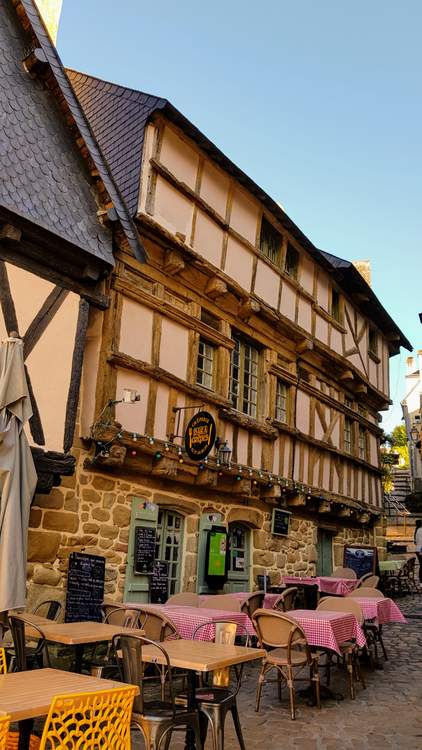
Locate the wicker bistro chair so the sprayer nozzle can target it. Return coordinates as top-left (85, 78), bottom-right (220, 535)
top-left (8, 615), bottom-right (51, 672)
top-left (316, 597), bottom-right (366, 698)
top-left (348, 588), bottom-right (384, 599)
top-left (175, 621), bottom-right (250, 750)
top-left (38, 686), bottom-right (136, 750)
top-left (273, 588), bottom-right (298, 613)
top-left (113, 634), bottom-right (202, 750)
top-left (240, 592), bottom-right (264, 620)
top-left (359, 575), bottom-right (380, 589)
top-left (167, 593), bottom-right (200, 606)
top-left (347, 588), bottom-right (388, 662)
top-left (32, 600), bottom-right (62, 621)
top-left (198, 596), bottom-right (242, 612)
top-left (252, 609), bottom-right (320, 720)
top-left (331, 567), bottom-right (357, 579)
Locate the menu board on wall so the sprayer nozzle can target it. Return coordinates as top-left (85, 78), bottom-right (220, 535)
top-left (271, 508), bottom-right (291, 536)
top-left (343, 545), bottom-right (377, 578)
top-left (134, 526), bottom-right (156, 575)
top-left (65, 552), bottom-right (105, 623)
top-left (150, 560), bottom-right (169, 604)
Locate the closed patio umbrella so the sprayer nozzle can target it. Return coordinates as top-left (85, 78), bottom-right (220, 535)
top-left (0, 335), bottom-right (37, 620)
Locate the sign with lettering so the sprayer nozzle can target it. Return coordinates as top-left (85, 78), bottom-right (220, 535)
top-left (271, 508), bottom-right (291, 537)
top-left (134, 526), bottom-right (156, 575)
top-left (65, 552), bottom-right (105, 623)
top-left (343, 545), bottom-right (377, 578)
top-left (150, 560), bottom-right (169, 604)
top-left (184, 411), bottom-right (216, 461)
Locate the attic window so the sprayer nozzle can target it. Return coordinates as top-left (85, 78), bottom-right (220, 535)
top-left (369, 328), bottom-right (378, 356)
top-left (331, 288), bottom-right (341, 323)
top-left (284, 243), bottom-right (299, 279)
top-left (259, 217), bottom-right (281, 265)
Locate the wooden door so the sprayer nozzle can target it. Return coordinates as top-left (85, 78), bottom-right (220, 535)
top-left (317, 529), bottom-right (333, 576)
top-left (123, 498), bottom-right (158, 603)
top-left (225, 523), bottom-right (251, 592)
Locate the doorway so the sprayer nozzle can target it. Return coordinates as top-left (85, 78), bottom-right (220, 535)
top-left (225, 523), bottom-right (251, 592)
top-left (317, 529), bottom-right (333, 576)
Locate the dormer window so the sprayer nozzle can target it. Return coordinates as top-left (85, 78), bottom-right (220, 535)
top-left (284, 243), bottom-right (299, 279)
top-left (259, 217), bottom-right (281, 265)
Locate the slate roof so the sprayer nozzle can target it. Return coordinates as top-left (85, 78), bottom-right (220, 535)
top-left (66, 69), bottom-right (411, 352)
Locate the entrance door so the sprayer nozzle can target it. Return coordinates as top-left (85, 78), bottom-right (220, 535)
top-left (155, 510), bottom-right (184, 596)
top-left (317, 529), bottom-right (333, 576)
top-left (225, 523), bottom-right (251, 592)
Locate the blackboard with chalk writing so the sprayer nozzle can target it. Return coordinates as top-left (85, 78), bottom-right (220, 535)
top-left (150, 560), bottom-right (169, 603)
top-left (65, 552), bottom-right (105, 623)
top-left (134, 526), bottom-right (156, 575)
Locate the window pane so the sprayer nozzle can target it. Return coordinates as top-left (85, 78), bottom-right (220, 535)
top-left (285, 243), bottom-right (299, 278)
top-left (196, 338), bottom-right (214, 389)
top-left (259, 217), bottom-right (281, 264)
top-left (276, 380), bottom-right (288, 422)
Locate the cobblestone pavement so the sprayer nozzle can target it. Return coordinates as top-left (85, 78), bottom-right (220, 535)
top-left (132, 595), bottom-right (422, 750)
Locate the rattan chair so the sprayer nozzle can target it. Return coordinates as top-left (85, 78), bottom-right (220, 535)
top-left (240, 592), bottom-right (264, 620)
top-left (273, 587), bottom-right (298, 612)
top-left (316, 597), bottom-right (366, 698)
top-left (347, 588), bottom-right (388, 662)
top-left (331, 567), bottom-right (357, 579)
top-left (348, 588), bottom-right (384, 598)
top-left (198, 596), bottom-right (242, 612)
top-left (358, 575), bottom-right (380, 589)
top-left (175, 621), bottom-right (249, 750)
top-left (38, 687), bottom-right (136, 749)
top-left (8, 615), bottom-right (51, 672)
top-left (113, 634), bottom-right (202, 750)
top-left (252, 609), bottom-right (320, 720)
top-left (0, 713), bottom-right (10, 750)
top-left (32, 600), bottom-right (62, 621)
top-left (166, 593), bottom-right (200, 606)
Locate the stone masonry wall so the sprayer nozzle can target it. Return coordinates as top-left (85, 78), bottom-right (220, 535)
top-left (26, 449), bottom-right (378, 607)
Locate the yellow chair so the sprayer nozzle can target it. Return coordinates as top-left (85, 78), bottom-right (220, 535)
top-left (38, 687), bottom-right (137, 749)
top-left (0, 648), bottom-right (6, 674)
top-left (0, 715), bottom-right (11, 750)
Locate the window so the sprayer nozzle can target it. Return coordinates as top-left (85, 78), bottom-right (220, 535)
top-left (229, 336), bottom-right (259, 417)
top-left (284, 243), bottom-right (299, 279)
top-left (155, 510), bottom-right (184, 595)
top-left (369, 328), bottom-right (378, 356)
top-left (259, 217), bottom-right (281, 264)
top-left (275, 380), bottom-right (288, 423)
top-left (196, 338), bottom-right (214, 389)
top-left (344, 417), bottom-right (353, 454)
top-left (331, 288), bottom-right (341, 323)
top-left (358, 426), bottom-right (367, 460)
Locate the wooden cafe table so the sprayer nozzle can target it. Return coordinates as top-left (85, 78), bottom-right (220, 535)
top-left (141, 639), bottom-right (265, 750)
top-left (0, 667), bottom-right (138, 750)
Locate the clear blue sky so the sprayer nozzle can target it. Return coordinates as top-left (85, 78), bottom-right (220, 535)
top-left (59, 0), bottom-right (421, 431)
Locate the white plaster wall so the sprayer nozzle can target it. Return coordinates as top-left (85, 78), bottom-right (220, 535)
top-left (160, 126), bottom-right (199, 189)
top-left (224, 236), bottom-right (254, 291)
top-left (159, 319), bottom-right (189, 379)
top-left (297, 298), bottom-right (312, 332)
top-left (120, 299), bottom-right (153, 362)
top-left (254, 260), bottom-right (279, 309)
top-left (200, 161), bottom-right (229, 217)
top-left (193, 210), bottom-right (224, 268)
top-left (154, 383), bottom-right (170, 440)
top-left (115, 370), bottom-right (149, 434)
top-left (279, 282), bottom-right (296, 322)
top-left (296, 391), bottom-right (310, 435)
top-left (236, 429), bottom-right (249, 465)
top-left (154, 176), bottom-right (194, 239)
top-left (230, 188), bottom-right (259, 245)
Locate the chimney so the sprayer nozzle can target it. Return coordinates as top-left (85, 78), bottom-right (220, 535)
top-left (352, 260), bottom-right (371, 287)
top-left (33, 0), bottom-right (63, 45)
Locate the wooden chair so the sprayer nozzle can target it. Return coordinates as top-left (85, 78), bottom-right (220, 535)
top-left (348, 588), bottom-right (384, 598)
top-left (316, 597), bottom-right (366, 698)
top-left (113, 634), bottom-right (202, 750)
top-left (175, 621), bottom-right (250, 750)
top-left (358, 575), bottom-right (379, 589)
top-left (8, 615), bottom-right (51, 672)
top-left (38, 687), bottom-right (136, 749)
top-left (252, 609), bottom-right (320, 720)
top-left (273, 587), bottom-right (298, 612)
top-left (166, 593), bottom-right (200, 606)
top-left (198, 596), bottom-right (241, 612)
top-left (331, 567), bottom-right (357, 579)
top-left (0, 713), bottom-right (11, 750)
top-left (240, 592), bottom-right (264, 619)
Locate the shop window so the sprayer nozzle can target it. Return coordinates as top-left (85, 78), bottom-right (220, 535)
top-left (196, 338), bottom-right (214, 390)
top-left (259, 216), bottom-right (281, 265)
top-left (229, 336), bottom-right (259, 417)
top-left (155, 510), bottom-right (184, 595)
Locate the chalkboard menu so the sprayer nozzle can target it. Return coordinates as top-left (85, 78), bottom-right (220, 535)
top-left (134, 526), bottom-right (156, 575)
top-left (343, 545), bottom-right (377, 579)
top-left (65, 552), bottom-right (105, 623)
top-left (271, 508), bottom-right (291, 536)
top-left (150, 560), bottom-right (169, 603)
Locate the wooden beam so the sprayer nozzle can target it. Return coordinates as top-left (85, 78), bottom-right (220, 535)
top-left (205, 276), bottom-right (228, 299)
top-left (0, 260), bottom-right (19, 334)
top-left (63, 299), bottom-right (90, 452)
top-left (238, 299), bottom-right (260, 320)
top-left (296, 338), bottom-right (313, 354)
top-left (23, 286), bottom-right (69, 359)
top-left (0, 224), bottom-right (22, 243)
top-left (25, 365), bottom-right (45, 445)
top-left (164, 249), bottom-right (185, 276)
top-left (339, 369), bottom-right (354, 382)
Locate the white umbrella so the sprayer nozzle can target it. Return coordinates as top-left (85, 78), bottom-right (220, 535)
top-left (0, 335), bottom-right (37, 620)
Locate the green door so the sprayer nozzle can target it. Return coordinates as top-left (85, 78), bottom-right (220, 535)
top-left (317, 529), bottom-right (333, 576)
top-left (124, 497), bottom-right (158, 603)
top-left (155, 509), bottom-right (184, 596)
top-left (225, 523), bottom-right (251, 593)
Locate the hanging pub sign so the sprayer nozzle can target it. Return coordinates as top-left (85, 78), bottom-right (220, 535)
top-left (184, 411), bottom-right (216, 461)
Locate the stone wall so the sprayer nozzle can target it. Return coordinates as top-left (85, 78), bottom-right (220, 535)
top-left (26, 449), bottom-right (380, 605)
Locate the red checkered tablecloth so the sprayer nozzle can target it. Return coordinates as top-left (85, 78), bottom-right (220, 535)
top-left (350, 597), bottom-right (407, 624)
top-left (282, 576), bottom-right (357, 596)
top-left (288, 609), bottom-right (366, 655)
top-left (125, 603), bottom-right (255, 640)
top-left (201, 592), bottom-right (281, 609)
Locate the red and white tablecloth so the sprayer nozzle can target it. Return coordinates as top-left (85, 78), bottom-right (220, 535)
top-left (288, 609), bottom-right (366, 655)
top-left (201, 591), bottom-right (281, 609)
top-left (350, 597), bottom-right (407, 625)
top-left (124, 603), bottom-right (255, 640)
top-left (282, 576), bottom-right (358, 596)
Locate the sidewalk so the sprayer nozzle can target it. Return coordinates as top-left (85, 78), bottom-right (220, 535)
top-left (140, 595), bottom-right (422, 749)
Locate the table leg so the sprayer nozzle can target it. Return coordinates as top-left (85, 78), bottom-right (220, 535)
top-left (184, 670), bottom-right (197, 750)
top-left (74, 644), bottom-right (84, 673)
top-left (18, 718), bottom-right (34, 750)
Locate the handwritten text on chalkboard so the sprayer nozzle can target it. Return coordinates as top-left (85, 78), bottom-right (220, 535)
top-left (150, 560), bottom-right (169, 603)
top-left (134, 526), bottom-right (156, 575)
top-left (65, 552), bottom-right (105, 623)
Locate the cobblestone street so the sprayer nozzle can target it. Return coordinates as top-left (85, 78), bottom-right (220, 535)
top-left (133, 596), bottom-right (422, 750)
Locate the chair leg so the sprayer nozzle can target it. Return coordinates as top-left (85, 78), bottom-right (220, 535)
top-left (312, 663), bottom-right (321, 709)
top-left (255, 668), bottom-right (265, 712)
top-left (231, 702), bottom-right (246, 750)
top-left (277, 671), bottom-right (282, 702)
top-left (346, 653), bottom-right (355, 700)
top-left (287, 666), bottom-right (296, 720)
top-left (378, 627), bottom-right (388, 661)
top-left (193, 714), bottom-right (203, 750)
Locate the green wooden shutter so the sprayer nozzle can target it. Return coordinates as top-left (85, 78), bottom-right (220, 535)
top-left (123, 497), bottom-right (159, 603)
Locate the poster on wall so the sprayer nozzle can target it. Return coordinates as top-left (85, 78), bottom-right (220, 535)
top-left (184, 411), bottom-right (216, 461)
top-left (205, 526), bottom-right (229, 588)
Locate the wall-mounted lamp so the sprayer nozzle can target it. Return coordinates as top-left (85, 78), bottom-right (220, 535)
top-left (216, 440), bottom-right (232, 466)
top-left (410, 425), bottom-right (420, 444)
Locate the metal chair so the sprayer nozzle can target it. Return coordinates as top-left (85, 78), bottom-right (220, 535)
top-left (38, 686), bottom-right (137, 749)
top-left (198, 596), bottom-right (242, 612)
top-left (176, 621), bottom-right (250, 750)
top-left (33, 600), bottom-right (62, 621)
top-left (252, 609), bottom-right (320, 720)
top-left (8, 615), bottom-right (50, 672)
top-left (113, 634), bottom-right (202, 750)
top-left (240, 592), bottom-right (264, 620)
top-left (331, 567), bottom-right (357, 579)
top-left (85, 606), bottom-right (144, 677)
top-left (358, 575), bottom-right (380, 589)
top-left (316, 597), bottom-right (366, 698)
top-left (273, 587), bottom-right (298, 612)
top-left (166, 593), bottom-right (200, 606)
